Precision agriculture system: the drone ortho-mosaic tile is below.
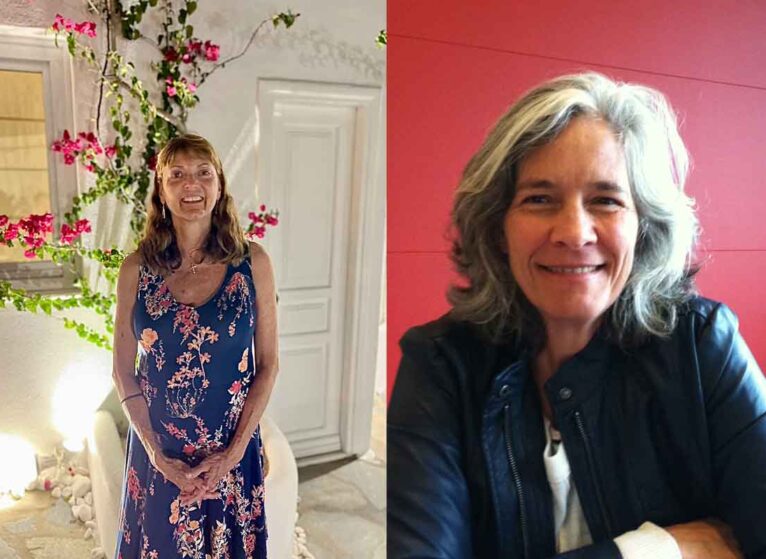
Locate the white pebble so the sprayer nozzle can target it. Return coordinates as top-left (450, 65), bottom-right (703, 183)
top-left (52, 487), bottom-right (62, 498)
top-left (71, 475), bottom-right (91, 498)
top-left (62, 486), bottom-right (72, 497)
top-left (77, 504), bottom-right (93, 522)
top-left (84, 527), bottom-right (93, 539)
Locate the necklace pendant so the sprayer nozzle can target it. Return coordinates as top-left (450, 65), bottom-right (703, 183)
top-left (191, 264), bottom-right (197, 274)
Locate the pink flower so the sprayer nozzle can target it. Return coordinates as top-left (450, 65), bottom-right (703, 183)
top-left (59, 224), bottom-right (75, 245)
top-left (74, 21), bottom-right (96, 38)
top-left (52, 130), bottom-right (85, 166)
top-left (188, 40), bottom-right (203, 55)
top-left (52, 14), bottom-right (74, 32)
top-left (166, 85), bottom-right (177, 97)
top-left (59, 219), bottom-right (89, 245)
top-left (23, 249), bottom-right (37, 259)
top-left (19, 213), bottom-right (54, 235)
top-left (0, 215), bottom-right (8, 227)
top-left (4, 223), bottom-right (19, 241)
top-left (24, 235), bottom-right (44, 249)
top-left (266, 215), bottom-right (278, 226)
top-left (181, 53), bottom-right (192, 64)
top-left (253, 226), bottom-right (265, 238)
top-left (182, 444), bottom-right (195, 456)
top-left (187, 82), bottom-right (197, 93)
top-left (52, 15), bottom-right (96, 37)
top-left (164, 47), bottom-right (179, 62)
top-left (203, 41), bottom-right (220, 62)
top-left (105, 145), bottom-right (117, 158)
top-left (229, 380), bottom-right (242, 394)
top-left (75, 219), bottom-right (91, 234)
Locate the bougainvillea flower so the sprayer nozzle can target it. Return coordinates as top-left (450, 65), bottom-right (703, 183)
top-left (166, 85), bottom-right (177, 97)
top-left (203, 40), bottom-right (220, 62)
top-left (52, 14), bottom-right (74, 32)
top-left (73, 21), bottom-right (96, 37)
top-left (163, 47), bottom-right (179, 62)
top-left (105, 145), bottom-right (117, 159)
top-left (52, 14), bottom-right (96, 37)
top-left (59, 218), bottom-right (91, 245)
top-left (188, 40), bottom-right (203, 55)
top-left (3, 223), bottom-right (20, 241)
top-left (0, 215), bottom-right (8, 228)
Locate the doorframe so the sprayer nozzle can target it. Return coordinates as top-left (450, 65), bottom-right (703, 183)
top-left (256, 79), bottom-right (385, 458)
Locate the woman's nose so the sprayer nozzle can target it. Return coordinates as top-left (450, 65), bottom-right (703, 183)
top-left (183, 173), bottom-right (200, 188)
top-left (549, 204), bottom-right (597, 248)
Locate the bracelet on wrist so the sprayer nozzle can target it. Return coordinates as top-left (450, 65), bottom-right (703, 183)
top-left (120, 392), bottom-right (143, 405)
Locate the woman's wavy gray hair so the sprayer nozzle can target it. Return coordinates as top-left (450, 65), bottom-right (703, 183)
top-left (449, 72), bottom-right (699, 347)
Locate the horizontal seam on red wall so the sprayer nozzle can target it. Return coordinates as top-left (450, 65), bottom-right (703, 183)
top-left (701, 249), bottom-right (766, 253)
top-left (390, 33), bottom-right (766, 93)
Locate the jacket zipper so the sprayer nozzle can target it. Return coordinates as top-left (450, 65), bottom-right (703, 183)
top-left (573, 410), bottom-right (614, 535)
top-left (503, 404), bottom-right (530, 559)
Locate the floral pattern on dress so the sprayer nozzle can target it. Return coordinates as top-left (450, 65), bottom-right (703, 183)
top-left (117, 259), bottom-right (266, 558)
top-left (138, 266), bottom-right (174, 320)
top-left (217, 272), bottom-right (254, 337)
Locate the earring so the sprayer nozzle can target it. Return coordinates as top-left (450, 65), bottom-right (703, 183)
top-left (162, 204), bottom-right (166, 220)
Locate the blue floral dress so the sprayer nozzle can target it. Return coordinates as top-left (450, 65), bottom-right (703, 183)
top-left (115, 257), bottom-right (267, 559)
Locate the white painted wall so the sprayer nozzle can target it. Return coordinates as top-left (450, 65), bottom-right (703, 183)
top-left (0, 0), bottom-right (385, 454)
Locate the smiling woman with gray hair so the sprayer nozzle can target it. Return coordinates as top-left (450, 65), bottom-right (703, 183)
top-left (388, 73), bottom-right (766, 559)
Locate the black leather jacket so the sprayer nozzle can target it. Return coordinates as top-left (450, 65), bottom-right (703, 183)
top-left (388, 297), bottom-right (766, 558)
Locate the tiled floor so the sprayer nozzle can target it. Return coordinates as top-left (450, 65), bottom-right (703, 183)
top-left (0, 492), bottom-right (94, 559)
top-left (295, 393), bottom-right (386, 559)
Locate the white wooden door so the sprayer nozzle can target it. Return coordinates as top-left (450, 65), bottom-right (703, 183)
top-left (257, 81), bottom-right (384, 461)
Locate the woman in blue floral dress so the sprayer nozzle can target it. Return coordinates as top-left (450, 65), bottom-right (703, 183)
top-left (112, 134), bottom-right (278, 559)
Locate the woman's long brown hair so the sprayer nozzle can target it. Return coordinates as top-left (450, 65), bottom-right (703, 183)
top-left (138, 134), bottom-right (249, 276)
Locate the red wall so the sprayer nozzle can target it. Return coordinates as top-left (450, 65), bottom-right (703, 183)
top-left (388, 1), bottom-right (766, 396)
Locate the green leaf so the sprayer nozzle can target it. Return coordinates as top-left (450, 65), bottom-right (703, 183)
top-left (178, 9), bottom-right (187, 24)
top-left (187, 1), bottom-right (197, 15)
top-left (376, 29), bottom-right (387, 47)
top-left (273, 10), bottom-right (300, 29)
top-left (185, 25), bottom-right (193, 39)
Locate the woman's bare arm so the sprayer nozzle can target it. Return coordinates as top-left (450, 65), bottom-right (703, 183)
top-left (113, 252), bottom-right (204, 494)
top-left (112, 252), bottom-right (162, 464)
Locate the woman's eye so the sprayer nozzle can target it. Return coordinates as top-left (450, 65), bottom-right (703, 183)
top-left (592, 197), bottom-right (623, 207)
top-left (200, 169), bottom-right (212, 176)
top-left (171, 171), bottom-right (183, 178)
top-left (521, 195), bottom-right (551, 205)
